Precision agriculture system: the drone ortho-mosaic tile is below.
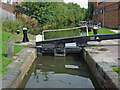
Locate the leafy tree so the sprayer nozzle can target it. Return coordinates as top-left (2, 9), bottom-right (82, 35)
top-left (16, 2), bottom-right (87, 28)
top-left (85, 2), bottom-right (94, 20)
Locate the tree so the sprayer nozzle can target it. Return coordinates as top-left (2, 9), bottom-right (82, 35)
top-left (85, 2), bottom-right (94, 20)
top-left (16, 2), bottom-right (87, 28)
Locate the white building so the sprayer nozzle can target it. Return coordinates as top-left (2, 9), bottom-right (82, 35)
top-left (1, 0), bottom-right (13, 4)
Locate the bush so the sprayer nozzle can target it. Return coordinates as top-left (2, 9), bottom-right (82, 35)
top-left (104, 26), bottom-right (118, 30)
top-left (2, 19), bottom-right (41, 35)
top-left (20, 2), bottom-right (87, 28)
top-left (2, 19), bottom-right (28, 33)
top-left (16, 14), bottom-right (38, 26)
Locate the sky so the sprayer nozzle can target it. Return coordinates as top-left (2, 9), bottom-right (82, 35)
top-left (64, 0), bottom-right (88, 8)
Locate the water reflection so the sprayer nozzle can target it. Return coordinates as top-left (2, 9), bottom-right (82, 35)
top-left (25, 56), bottom-right (95, 88)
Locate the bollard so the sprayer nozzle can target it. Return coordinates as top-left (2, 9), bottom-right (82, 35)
top-left (36, 35), bottom-right (43, 42)
top-left (22, 28), bottom-right (29, 42)
top-left (17, 30), bottom-right (20, 35)
top-left (7, 46), bottom-right (14, 57)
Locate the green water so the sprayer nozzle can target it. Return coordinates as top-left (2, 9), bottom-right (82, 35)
top-left (19, 56), bottom-right (100, 88)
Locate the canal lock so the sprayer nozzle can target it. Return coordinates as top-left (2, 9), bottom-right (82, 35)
top-left (18, 46), bottom-right (101, 89)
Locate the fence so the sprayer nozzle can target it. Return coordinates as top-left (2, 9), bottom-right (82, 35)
top-left (78, 21), bottom-right (101, 28)
top-left (42, 26), bottom-right (89, 40)
top-left (42, 21), bottom-right (101, 40)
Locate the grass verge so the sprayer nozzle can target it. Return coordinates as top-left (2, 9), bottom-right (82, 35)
top-left (88, 29), bottom-right (115, 35)
top-left (110, 65), bottom-right (120, 75)
top-left (1, 30), bottom-right (26, 78)
top-left (2, 30), bottom-right (35, 43)
top-left (2, 44), bottom-right (26, 76)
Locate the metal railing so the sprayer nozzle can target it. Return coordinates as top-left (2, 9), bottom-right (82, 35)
top-left (42, 25), bottom-right (89, 41)
top-left (42, 21), bottom-right (101, 41)
top-left (79, 21), bottom-right (101, 29)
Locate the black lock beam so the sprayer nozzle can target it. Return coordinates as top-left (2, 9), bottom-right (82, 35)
top-left (36, 33), bottom-right (120, 46)
top-left (36, 33), bottom-right (120, 56)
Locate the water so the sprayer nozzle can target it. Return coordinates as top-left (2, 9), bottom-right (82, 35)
top-left (19, 56), bottom-right (100, 88)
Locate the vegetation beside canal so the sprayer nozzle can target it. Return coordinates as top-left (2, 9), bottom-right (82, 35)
top-left (1, 19), bottom-right (37, 77)
top-left (2, 19), bottom-right (42, 35)
top-left (110, 65), bottom-right (120, 75)
top-left (1, 19), bottom-right (116, 77)
top-left (0, 3), bottom-right (116, 78)
top-left (2, 44), bottom-right (26, 77)
top-left (1, 30), bottom-right (27, 77)
top-left (88, 29), bottom-right (115, 35)
top-left (19, 2), bottom-right (87, 28)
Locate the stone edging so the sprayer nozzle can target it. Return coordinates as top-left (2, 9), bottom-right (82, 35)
top-left (83, 47), bottom-right (119, 89)
top-left (2, 47), bottom-right (37, 88)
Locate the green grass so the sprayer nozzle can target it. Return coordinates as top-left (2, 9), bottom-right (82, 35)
top-left (1, 26), bottom-right (116, 77)
top-left (110, 65), bottom-right (120, 75)
top-left (2, 30), bottom-right (35, 43)
top-left (1, 30), bottom-right (26, 77)
top-left (113, 67), bottom-right (120, 75)
top-left (2, 30), bottom-right (12, 43)
top-left (1, 19), bottom-right (36, 78)
top-left (2, 44), bottom-right (26, 76)
top-left (0, 29), bottom-right (2, 79)
top-left (2, 19), bottom-right (42, 35)
top-left (9, 32), bottom-right (35, 40)
top-left (88, 29), bottom-right (115, 35)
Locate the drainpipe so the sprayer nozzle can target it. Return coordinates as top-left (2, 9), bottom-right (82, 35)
top-left (102, 6), bottom-right (105, 27)
top-left (102, 1), bottom-right (105, 27)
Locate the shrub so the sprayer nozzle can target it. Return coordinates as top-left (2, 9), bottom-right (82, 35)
top-left (104, 26), bottom-right (118, 30)
top-left (2, 19), bottom-right (41, 35)
top-left (16, 14), bottom-right (38, 26)
top-left (2, 19), bottom-right (27, 33)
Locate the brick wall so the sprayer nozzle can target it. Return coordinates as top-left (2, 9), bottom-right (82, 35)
top-left (2, 3), bottom-right (15, 13)
top-left (118, 2), bottom-right (120, 28)
top-left (104, 2), bottom-right (119, 27)
top-left (92, 2), bottom-right (120, 28)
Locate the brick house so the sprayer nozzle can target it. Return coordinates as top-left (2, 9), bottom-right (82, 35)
top-left (1, 2), bottom-right (15, 13)
top-left (1, 0), bottom-right (22, 13)
top-left (91, 1), bottom-right (120, 29)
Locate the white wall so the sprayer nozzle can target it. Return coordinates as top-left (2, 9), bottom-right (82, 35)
top-left (0, 8), bottom-right (16, 21)
top-left (1, 0), bottom-right (13, 4)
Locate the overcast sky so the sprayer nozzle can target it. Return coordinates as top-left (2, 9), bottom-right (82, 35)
top-left (64, 0), bottom-right (88, 8)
